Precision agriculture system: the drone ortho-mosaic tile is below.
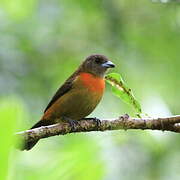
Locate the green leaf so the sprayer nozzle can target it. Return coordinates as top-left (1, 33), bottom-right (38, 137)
top-left (105, 73), bottom-right (142, 115)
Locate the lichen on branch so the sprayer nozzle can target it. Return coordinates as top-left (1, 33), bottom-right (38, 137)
top-left (15, 115), bottom-right (180, 148)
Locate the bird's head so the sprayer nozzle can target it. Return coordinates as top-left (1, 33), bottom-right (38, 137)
top-left (81, 54), bottom-right (115, 77)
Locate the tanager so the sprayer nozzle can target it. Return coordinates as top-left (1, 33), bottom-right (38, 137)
top-left (22, 54), bottom-right (115, 150)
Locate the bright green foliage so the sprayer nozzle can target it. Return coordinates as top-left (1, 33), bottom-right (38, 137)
top-left (106, 73), bottom-right (142, 115)
top-left (45, 135), bottom-right (104, 180)
top-left (1, 0), bottom-right (36, 20)
top-left (12, 135), bottom-right (104, 180)
top-left (0, 0), bottom-right (180, 179)
top-left (0, 98), bottom-right (24, 180)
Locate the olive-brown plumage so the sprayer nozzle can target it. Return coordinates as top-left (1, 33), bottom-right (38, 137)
top-left (22, 54), bottom-right (115, 150)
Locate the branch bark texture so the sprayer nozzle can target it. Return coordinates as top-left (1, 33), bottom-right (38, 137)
top-left (16, 115), bottom-right (180, 144)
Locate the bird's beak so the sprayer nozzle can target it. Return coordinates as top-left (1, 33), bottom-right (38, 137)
top-left (102, 61), bottom-right (115, 68)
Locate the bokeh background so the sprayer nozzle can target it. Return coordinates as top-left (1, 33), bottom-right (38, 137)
top-left (0, 0), bottom-right (180, 179)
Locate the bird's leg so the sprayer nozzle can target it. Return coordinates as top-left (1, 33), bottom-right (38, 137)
top-left (83, 117), bottom-right (101, 128)
top-left (62, 116), bottom-right (79, 131)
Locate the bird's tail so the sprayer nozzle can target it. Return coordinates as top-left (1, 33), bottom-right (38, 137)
top-left (21, 120), bottom-right (51, 151)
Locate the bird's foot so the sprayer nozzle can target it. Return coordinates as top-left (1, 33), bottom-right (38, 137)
top-left (62, 117), bottom-right (79, 131)
top-left (68, 119), bottom-right (79, 131)
top-left (84, 117), bottom-right (101, 129)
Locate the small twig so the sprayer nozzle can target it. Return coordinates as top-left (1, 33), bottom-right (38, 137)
top-left (15, 115), bottom-right (180, 144)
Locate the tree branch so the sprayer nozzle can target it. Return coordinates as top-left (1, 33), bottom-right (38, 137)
top-left (16, 115), bottom-right (180, 144)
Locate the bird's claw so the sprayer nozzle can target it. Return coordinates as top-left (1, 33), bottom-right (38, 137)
top-left (93, 117), bottom-right (101, 128)
top-left (84, 117), bottom-right (101, 129)
top-left (68, 119), bottom-right (79, 131)
top-left (62, 116), bottom-right (79, 131)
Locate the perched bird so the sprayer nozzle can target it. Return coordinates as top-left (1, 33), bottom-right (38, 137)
top-left (22, 54), bottom-right (115, 150)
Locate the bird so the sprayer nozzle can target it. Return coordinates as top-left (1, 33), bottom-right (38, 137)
top-left (22, 54), bottom-right (115, 150)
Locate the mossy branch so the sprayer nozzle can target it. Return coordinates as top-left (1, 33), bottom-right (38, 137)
top-left (16, 115), bottom-right (180, 146)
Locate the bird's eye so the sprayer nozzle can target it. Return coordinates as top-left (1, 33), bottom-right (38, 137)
top-left (95, 58), bottom-right (101, 64)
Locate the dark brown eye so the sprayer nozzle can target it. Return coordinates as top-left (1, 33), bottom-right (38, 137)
top-left (95, 58), bottom-right (101, 64)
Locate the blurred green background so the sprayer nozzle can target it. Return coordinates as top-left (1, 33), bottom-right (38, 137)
top-left (0, 0), bottom-right (180, 179)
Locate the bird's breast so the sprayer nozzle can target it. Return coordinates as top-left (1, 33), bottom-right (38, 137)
top-left (43, 73), bottom-right (105, 121)
top-left (78, 72), bottom-right (105, 93)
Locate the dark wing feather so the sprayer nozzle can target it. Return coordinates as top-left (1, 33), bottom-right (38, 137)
top-left (44, 71), bottom-right (80, 113)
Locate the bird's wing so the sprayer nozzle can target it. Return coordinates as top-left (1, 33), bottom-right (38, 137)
top-left (44, 71), bottom-right (79, 113)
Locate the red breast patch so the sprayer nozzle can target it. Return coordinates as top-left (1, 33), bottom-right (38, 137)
top-left (79, 73), bottom-right (105, 93)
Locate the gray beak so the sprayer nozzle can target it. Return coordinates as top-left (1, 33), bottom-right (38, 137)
top-left (102, 61), bottom-right (115, 68)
